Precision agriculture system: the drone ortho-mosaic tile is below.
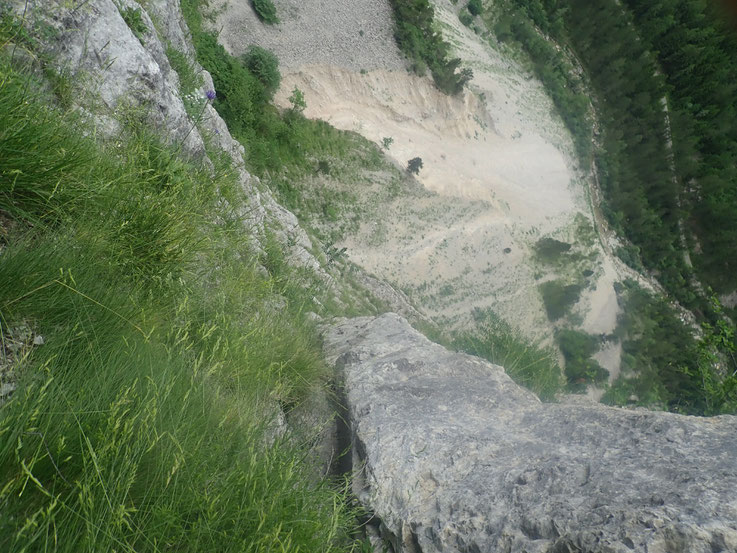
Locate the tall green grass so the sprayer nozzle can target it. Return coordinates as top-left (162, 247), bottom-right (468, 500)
top-left (0, 70), bottom-right (98, 225)
top-left (450, 310), bottom-right (562, 401)
top-left (0, 47), bottom-right (358, 552)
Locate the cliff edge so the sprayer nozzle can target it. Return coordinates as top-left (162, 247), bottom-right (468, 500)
top-left (324, 314), bottom-right (737, 553)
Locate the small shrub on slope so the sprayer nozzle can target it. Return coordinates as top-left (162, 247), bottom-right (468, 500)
top-left (467, 0), bottom-right (482, 16)
top-left (252, 0), bottom-right (279, 24)
top-left (556, 329), bottom-right (608, 392)
top-left (242, 45), bottom-right (281, 99)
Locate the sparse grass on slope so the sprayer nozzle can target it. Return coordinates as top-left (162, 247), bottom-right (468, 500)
top-left (0, 49), bottom-right (359, 552)
top-left (450, 309), bottom-right (562, 401)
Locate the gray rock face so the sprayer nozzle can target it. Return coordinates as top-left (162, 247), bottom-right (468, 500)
top-left (324, 314), bottom-right (737, 553)
top-left (10, 0), bottom-right (323, 272)
top-left (14, 0), bottom-right (205, 156)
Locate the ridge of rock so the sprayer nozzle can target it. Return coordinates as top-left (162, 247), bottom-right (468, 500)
top-left (324, 313), bottom-right (737, 553)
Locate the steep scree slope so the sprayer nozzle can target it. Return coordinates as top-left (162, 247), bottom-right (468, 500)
top-left (212, 0), bottom-right (653, 383)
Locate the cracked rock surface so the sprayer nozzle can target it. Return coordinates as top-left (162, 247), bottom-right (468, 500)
top-left (324, 313), bottom-right (737, 553)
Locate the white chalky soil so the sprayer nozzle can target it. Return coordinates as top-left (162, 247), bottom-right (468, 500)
top-left (209, 0), bottom-right (656, 383)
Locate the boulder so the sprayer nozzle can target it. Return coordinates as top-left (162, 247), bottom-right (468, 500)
top-left (324, 313), bottom-right (737, 553)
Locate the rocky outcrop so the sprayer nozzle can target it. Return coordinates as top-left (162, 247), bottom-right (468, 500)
top-left (324, 314), bottom-right (737, 553)
top-left (8, 0), bottom-right (323, 273)
top-left (17, 0), bottom-right (205, 155)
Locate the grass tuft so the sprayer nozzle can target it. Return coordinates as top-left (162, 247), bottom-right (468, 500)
top-left (450, 309), bottom-right (562, 401)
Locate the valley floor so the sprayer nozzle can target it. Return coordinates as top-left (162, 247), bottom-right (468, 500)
top-left (213, 0), bottom-right (652, 387)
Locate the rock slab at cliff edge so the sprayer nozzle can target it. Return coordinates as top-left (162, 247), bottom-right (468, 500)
top-left (324, 314), bottom-right (737, 553)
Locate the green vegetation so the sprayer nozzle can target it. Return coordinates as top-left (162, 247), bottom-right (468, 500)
top-left (0, 29), bottom-right (360, 553)
top-left (539, 280), bottom-right (582, 322)
top-left (387, 0), bottom-right (473, 95)
top-left (691, 300), bottom-right (737, 415)
top-left (407, 156), bottom-right (423, 175)
top-left (487, 0), bottom-right (737, 414)
top-left (532, 220), bottom-right (599, 286)
top-left (622, 0), bottom-right (737, 294)
top-left (288, 85), bottom-right (306, 114)
top-left (119, 6), bottom-right (147, 44)
top-left (166, 44), bottom-right (204, 100)
top-left (459, 10), bottom-right (473, 27)
top-left (467, 0), bottom-right (482, 17)
top-left (556, 0), bottom-right (693, 309)
top-left (497, 0), bottom-right (737, 305)
top-left (615, 244), bottom-right (645, 273)
top-left (450, 309), bottom-right (562, 401)
top-left (251, 0), bottom-right (279, 25)
top-left (534, 237), bottom-right (571, 263)
top-left (242, 45), bottom-right (281, 99)
top-left (556, 329), bottom-right (608, 392)
top-left (603, 282), bottom-right (736, 415)
top-left (180, 0), bottom-right (386, 228)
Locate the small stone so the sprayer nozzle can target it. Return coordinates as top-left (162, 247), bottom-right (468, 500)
top-left (33, 335), bottom-right (45, 346)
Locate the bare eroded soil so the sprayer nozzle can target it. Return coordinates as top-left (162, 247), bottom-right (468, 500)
top-left (212, 0), bottom-right (638, 379)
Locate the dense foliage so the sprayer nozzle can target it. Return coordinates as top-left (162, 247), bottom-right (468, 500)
top-left (407, 156), bottom-right (423, 175)
top-left (604, 282), bottom-right (736, 415)
top-left (498, 0), bottom-right (737, 303)
top-left (242, 45), bottom-right (281, 99)
top-left (539, 280), bottom-right (582, 321)
top-left (251, 0), bottom-right (278, 25)
top-left (621, 0), bottom-right (737, 294)
top-left (0, 60), bottom-right (358, 552)
top-left (467, 0), bottom-right (483, 17)
top-left (387, 0), bottom-right (473, 95)
top-left (556, 329), bottom-right (608, 392)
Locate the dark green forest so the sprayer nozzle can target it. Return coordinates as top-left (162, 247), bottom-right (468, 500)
top-left (490, 0), bottom-right (737, 413)
top-left (622, 0), bottom-right (737, 297)
top-left (496, 0), bottom-right (737, 308)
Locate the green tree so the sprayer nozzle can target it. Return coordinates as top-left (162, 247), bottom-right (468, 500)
top-left (242, 45), bottom-right (281, 99)
top-left (252, 0), bottom-right (279, 24)
top-left (407, 157), bottom-right (423, 174)
top-left (288, 86), bottom-right (306, 114)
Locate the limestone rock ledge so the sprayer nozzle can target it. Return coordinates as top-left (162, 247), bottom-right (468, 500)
top-left (324, 314), bottom-right (737, 553)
